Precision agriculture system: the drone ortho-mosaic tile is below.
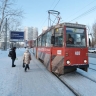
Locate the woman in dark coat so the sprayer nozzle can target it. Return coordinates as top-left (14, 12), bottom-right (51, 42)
top-left (11, 47), bottom-right (16, 67)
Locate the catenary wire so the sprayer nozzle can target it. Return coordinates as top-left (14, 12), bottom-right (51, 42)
top-left (60, 0), bottom-right (96, 23)
top-left (69, 5), bottom-right (96, 22)
top-left (40, 0), bottom-right (61, 30)
top-left (40, 0), bottom-right (56, 29)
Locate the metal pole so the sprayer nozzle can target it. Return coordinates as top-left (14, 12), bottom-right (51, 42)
top-left (88, 33), bottom-right (93, 47)
top-left (48, 12), bottom-right (49, 28)
top-left (4, 18), bottom-right (7, 50)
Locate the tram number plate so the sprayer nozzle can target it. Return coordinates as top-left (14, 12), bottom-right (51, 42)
top-left (75, 51), bottom-right (80, 55)
top-left (57, 50), bottom-right (62, 55)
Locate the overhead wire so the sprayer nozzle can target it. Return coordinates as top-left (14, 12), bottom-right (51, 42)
top-left (40, 0), bottom-right (61, 29)
top-left (60, 0), bottom-right (96, 23)
top-left (40, 0), bottom-right (96, 31)
top-left (69, 5), bottom-right (96, 22)
top-left (40, 0), bottom-right (56, 29)
top-left (53, 0), bottom-right (60, 10)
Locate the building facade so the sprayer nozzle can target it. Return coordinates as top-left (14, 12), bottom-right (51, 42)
top-left (33, 27), bottom-right (38, 40)
top-left (24, 27), bottom-right (38, 41)
top-left (42, 26), bottom-right (48, 33)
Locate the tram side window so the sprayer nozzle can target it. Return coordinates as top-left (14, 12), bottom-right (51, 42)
top-left (81, 35), bottom-right (86, 46)
top-left (38, 37), bottom-right (41, 46)
top-left (54, 28), bottom-right (63, 47)
top-left (36, 39), bottom-right (38, 47)
top-left (34, 41), bottom-right (36, 47)
top-left (46, 31), bottom-right (52, 47)
top-left (42, 34), bottom-right (46, 46)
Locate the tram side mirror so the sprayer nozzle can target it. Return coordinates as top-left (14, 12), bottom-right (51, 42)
top-left (51, 36), bottom-right (55, 44)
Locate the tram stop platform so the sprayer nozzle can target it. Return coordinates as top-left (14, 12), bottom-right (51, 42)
top-left (0, 48), bottom-right (75, 96)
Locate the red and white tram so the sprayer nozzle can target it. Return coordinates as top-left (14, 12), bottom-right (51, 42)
top-left (33, 23), bottom-right (89, 75)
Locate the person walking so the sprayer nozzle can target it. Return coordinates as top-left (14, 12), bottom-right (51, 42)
top-left (11, 47), bottom-right (16, 67)
top-left (23, 49), bottom-right (31, 72)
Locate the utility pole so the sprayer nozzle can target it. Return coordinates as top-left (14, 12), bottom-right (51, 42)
top-left (4, 18), bottom-right (7, 50)
top-left (88, 33), bottom-right (93, 47)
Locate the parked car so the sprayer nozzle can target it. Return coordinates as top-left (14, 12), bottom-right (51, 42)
top-left (88, 48), bottom-right (96, 53)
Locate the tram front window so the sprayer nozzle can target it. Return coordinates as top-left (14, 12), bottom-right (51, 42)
top-left (66, 27), bottom-right (86, 47)
top-left (54, 28), bottom-right (63, 47)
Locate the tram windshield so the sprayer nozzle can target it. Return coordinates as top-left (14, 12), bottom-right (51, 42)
top-left (66, 27), bottom-right (86, 47)
top-left (54, 28), bottom-right (63, 47)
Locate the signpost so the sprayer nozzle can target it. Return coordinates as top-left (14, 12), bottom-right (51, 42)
top-left (24, 40), bottom-right (28, 48)
top-left (10, 31), bottom-right (24, 48)
top-left (10, 31), bottom-right (24, 42)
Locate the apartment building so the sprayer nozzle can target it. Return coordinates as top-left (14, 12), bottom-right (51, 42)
top-left (24, 27), bottom-right (38, 40)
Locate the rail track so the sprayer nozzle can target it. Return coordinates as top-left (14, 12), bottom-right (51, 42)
top-left (54, 69), bottom-right (96, 96)
top-left (76, 71), bottom-right (96, 83)
top-left (30, 50), bottom-right (78, 96)
top-left (89, 63), bottom-right (96, 65)
top-left (53, 73), bottom-right (82, 96)
top-left (52, 60), bottom-right (96, 95)
top-left (89, 67), bottom-right (96, 71)
top-left (30, 50), bottom-right (96, 96)
top-left (89, 62), bottom-right (96, 71)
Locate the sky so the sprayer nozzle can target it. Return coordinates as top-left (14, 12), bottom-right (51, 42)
top-left (15, 0), bottom-right (96, 35)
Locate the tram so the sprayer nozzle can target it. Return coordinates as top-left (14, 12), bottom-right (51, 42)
top-left (33, 22), bottom-right (89, 75)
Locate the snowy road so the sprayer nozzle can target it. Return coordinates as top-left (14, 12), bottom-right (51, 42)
top-left (59, 57), bottom-right (96, 96)
top-left (89, 58), bottom-right (96, 71)
top-left (0, 48), bottom-right (96, 96)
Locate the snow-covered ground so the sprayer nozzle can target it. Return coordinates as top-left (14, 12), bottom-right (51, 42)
top-left (89, 57), bottom-right (96, 64)
top-left (0, 48), bottom-right (75, 96)
top-left (0, 48), bottom-right (96, 96)
top-left (60, 57), bottom-right (96, 96)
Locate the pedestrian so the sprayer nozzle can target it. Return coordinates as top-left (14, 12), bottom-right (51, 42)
top-left (11, 47), bottom-right (16, 67)
top-left (23, 49), bottom-right (31, 72)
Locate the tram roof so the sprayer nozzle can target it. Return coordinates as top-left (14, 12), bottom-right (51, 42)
top-left (53, 22), bottom-right (86, 28)
top-left (63, 22), bottom-right (86, 28)
top-left (47, 22), bottom-right (86, 29)
top-left (38, 22), bottom-right (86, 38)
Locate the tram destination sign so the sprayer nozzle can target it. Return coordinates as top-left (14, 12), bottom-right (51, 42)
top-left (10, 31), bottom-right (24, 42)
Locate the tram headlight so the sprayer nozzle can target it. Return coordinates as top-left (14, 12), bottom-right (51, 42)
top-left (66, 60), bottom-right (70, 65)
top-left (84, 60), bottom-right (87, 63)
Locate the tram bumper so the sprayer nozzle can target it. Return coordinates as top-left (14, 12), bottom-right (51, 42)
top-left (64, 64), bottom-right (89, 72)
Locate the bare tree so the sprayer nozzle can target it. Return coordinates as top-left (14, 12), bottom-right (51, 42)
top-left (0, 0), bottom-right (23, 36)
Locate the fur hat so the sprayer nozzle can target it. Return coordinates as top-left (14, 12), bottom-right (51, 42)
top-left (26, 48), bottom-right (29, 52)
top-left (12, 47), bottom-right (16, 50)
